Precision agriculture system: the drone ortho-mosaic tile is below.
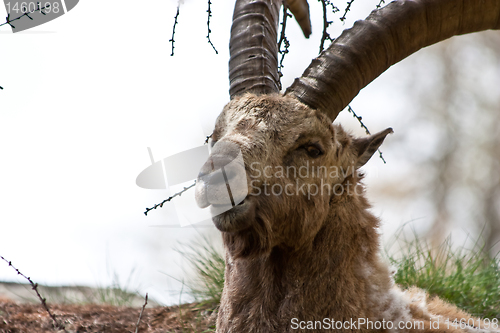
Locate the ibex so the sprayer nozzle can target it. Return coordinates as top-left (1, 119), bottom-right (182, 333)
top-left (193, 0), bottom-right (500, 332)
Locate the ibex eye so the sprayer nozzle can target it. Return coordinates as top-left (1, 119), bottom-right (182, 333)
top-left (304, 143), bottom-right (323, 158)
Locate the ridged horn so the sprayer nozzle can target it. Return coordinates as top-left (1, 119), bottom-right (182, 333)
top-left (285, 0), bottom-right (500, 121)
top-left (229, 0), bottom-right (282, 98)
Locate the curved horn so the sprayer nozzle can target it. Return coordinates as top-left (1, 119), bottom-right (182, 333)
top-left (229, 0), bottom-right (282, 98)
top-left (287, 0), bottom-right (312, 38)
top-left (285, 0), bottom-right (500, 121)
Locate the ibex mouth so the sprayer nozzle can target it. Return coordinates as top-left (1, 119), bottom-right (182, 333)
top-left (195, 176), bottom-right (251, 232)
top-left (212, 197), bottom-right (255, 232)
top-left (194, 139), bottom-right (252, 231)
top-left (210, 198), bottom-right (246, 209)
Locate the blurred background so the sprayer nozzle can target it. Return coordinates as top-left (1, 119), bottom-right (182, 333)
top-left (0, 0), bottom-right (498, 306)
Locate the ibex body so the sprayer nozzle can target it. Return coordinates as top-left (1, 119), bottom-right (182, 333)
top-left (194, 0), bottom-right (500, 331)
top-left (197, 94), bottom-right (496, 332)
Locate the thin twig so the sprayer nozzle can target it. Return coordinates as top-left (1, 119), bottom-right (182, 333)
top-left (135, 293), bottom-right (148, 333)
top-left (376, 0), bottom-right (386, 8)
top-left (145, 136), bottom-right (211, 214)
top-left (319, 0), bottom-right (334, 53)
top-left (0, 255), bottom-right (68, 332)
top-left (206, 0), bottom-right (218, 54)
top-left (144, 181), bottom-right (196, 215)
top-left (0, 3), bottom-right (50, 29)
top-left (170, 6), bottom-right (180, 56)
top-left (325, 0), bottom-right (340, 14)
top-left (348, 105), bottom-right (371, 135)
top-left (347, 105), bottom-right (387, 163)
top-left (340, 0), bottom-right (355, 22)
top-left (277, 3), bottom-right (291, 84)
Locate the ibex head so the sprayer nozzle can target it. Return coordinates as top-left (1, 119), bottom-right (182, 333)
top-left (195, 92), bottom-right (392, 256)
top-left (195, 0), bottom-right (500, 257)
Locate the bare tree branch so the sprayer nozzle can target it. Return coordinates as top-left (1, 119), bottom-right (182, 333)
top-left (135, 293), bottom-right (148, 333)
top-left (0, 3), bottom-right (50, 29)
top-left (347, 105), bottom-right (387, 163)
top-left (144, 181), bottom-right (196, 215)
top-left (340, 0), bottom-right (355, 22)
top-left (206, 0), bottom-right (218, 54)
top-left (145, 136), bottom-right (212, 215)
top-left (376, 0), bottom-right (386, 9)
top-left (170, 6), bottom-right (180, 56)
top-left (0, 255), bottom-right (68, 332)
top-left (278, 3), bottom-right (292, 84)
top-left (318, 0), bottom-right (338, 53)
top-left (319, 0), bottom-right (332, 53)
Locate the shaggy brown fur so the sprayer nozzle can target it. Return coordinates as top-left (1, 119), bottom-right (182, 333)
top-left (195, 94), bottom-right (498, 333)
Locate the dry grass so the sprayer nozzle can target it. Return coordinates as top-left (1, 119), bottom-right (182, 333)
top-left (0, 300), bottom-right (215, 333)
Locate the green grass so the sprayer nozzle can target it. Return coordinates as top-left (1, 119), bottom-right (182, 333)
top-left (53, 266), bottom-right (145, 306)
top-left (165, 242), bottom-right (221, 333)
top-left (84, 269), bottom-right (142, 306)
top-left (386, 230), bottom-right (500, 319)
top-left (183, 231), bottom-right (500, 320)
top-left (177, 237), bottom-right (225, 310)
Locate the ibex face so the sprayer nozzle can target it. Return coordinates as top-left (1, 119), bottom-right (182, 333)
top-left (195, 93), bottom-right (392, 255)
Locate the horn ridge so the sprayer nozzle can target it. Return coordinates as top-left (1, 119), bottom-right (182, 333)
top-left (285, 0), bottom-right (500, 120)
top-left (229, 0), bottom-right (282, 98)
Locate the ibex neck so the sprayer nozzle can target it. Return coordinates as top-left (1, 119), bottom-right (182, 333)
top-left (217, 193), bottom-right (387, 332)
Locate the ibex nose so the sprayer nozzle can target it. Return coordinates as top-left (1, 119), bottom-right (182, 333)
top-left (195, 141), bottom-right (248, 210)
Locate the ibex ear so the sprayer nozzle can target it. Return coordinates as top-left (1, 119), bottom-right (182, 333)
top-left (352, 128), bottom-right (393, 169)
